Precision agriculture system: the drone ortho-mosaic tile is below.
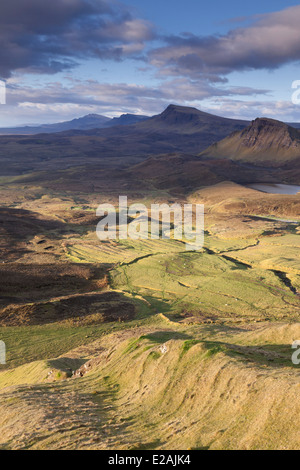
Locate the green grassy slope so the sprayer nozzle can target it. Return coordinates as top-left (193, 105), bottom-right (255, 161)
top-left (1, 321), bottom-right (300, 450)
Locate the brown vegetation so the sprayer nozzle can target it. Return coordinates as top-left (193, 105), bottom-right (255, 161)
top-left (0, 291), bottom-right (135, 326)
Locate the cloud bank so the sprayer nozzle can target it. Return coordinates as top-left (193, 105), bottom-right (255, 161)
top-left (150, 5), bottom-right (300, 80)
top-left (0, 0), bottom-right (155, 77)
top-left (2, 3), bottom-right (300, 124)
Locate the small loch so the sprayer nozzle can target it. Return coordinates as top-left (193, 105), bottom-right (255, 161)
top-left (247, 183), bottom-right (300, 195)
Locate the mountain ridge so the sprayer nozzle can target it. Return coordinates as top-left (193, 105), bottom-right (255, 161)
top-left (1, 104), bottom-right (300, 136)
top-left (135, 104), bottom-right (250, 133)
top-left (2, 106), bottom-right (300, 177)
top-left (200, 117), bottom-right (300, 166)
top-left (0, 113), bottom-right (150, 135)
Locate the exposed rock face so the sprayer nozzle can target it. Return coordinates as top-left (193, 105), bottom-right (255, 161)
top-left (201, 117), bottom-right (300, 166)
top-left (240, 118), bottom-right (299, 151)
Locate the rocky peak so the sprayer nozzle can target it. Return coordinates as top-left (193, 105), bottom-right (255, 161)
top-left (240, 118), bottom-right (298, 150)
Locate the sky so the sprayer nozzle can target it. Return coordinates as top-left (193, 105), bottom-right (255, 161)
top-left (1, 0), bottom-right (300, 126)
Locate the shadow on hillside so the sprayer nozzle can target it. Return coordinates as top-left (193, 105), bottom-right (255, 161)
top-left (142, 331), bottom-right (192, 344)
top-left (0, 291), bottom-right (137, 327)
top-left (225, 342), bottom-right (298, 370)
top-left (0, 207), bottom-right (95, 262)
top-left (47, 357), bottom-right (87, 375)
top-left (131, 439), bottom-right (165, 450)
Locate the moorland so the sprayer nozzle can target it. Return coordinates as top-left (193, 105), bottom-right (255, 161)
top-left (0, 105), bottom-right (300, 450)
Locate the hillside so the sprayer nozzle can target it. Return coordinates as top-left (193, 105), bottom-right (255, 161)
top-left (0, 105), bottom-right (249, 176)
top-left (2, 107), bottom-right (299, 137)
top-left (2, 322), bottom-right (300, 450)
top-left (129, 153), bottom-right (283, 195)
top-left (136, 104), bottom-right (248, 133)
top-left (67, 104), bottom-right (249, 143)
top-left (1, 138), bottom-right (300, 449)
top-left (201, 117), bottom-right (300, 166)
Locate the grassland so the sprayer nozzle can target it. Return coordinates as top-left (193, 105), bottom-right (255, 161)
top-left (1, 320), bottom-right (300, 450)
top-left (0, 171), bottom-right (300, 449)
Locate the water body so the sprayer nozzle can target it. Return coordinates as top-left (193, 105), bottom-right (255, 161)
top-left (247, 183), bottom-right (300, 195)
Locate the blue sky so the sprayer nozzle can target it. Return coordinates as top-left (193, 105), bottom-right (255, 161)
top-left (121, 0), bottom-right (300, 35)
top-left (1, 0), bottom-right (300, 126)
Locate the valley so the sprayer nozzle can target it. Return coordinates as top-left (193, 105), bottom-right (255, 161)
top-left (0, 105), bottom-right (300, 450)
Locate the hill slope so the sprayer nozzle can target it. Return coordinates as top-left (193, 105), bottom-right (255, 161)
top-left (137, 104), bottom-right (248, 133)
top-left (1, 323), bottom-right (300, 450)
top-left (0, 105), bottom-right (250, 176)
top-left (201, 117), bottom-right (300, 166)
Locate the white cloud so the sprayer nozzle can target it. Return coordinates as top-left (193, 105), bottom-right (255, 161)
top-left (149, 6), bottom-right (300, 80)
top-left (0, 76), bottom-right (270, 125)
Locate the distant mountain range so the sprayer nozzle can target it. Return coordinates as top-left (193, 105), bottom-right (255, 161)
top-left (1, 104), bottom-right (300, 181)
top-left (133, 104), bottom-right (249, 135)
top-left (131, 115), bottom-right (300, 191)
top-left (0, 104), bottom-right (251, 176)
top-left (1, 104), bottom-right (300, 139)
top-left (0, 113), bottom-right (149, 135)
top-left (69, 104), bottom-right (250, 154)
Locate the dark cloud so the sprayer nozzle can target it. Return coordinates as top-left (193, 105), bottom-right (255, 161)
top-left (0, 0), bottom-right (155, 77)
top-left (3, 2), bottom-right (299, 85)
top-left (149, 5), bottom-right (300, 79)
